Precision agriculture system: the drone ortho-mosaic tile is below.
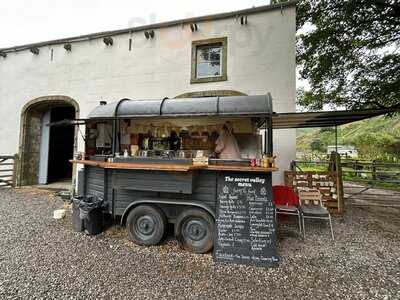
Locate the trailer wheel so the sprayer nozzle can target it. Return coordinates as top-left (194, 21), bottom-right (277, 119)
top-left (175, 208), bottom-right (214, 254)
top-left (126, 205), bottom-right (166, 246)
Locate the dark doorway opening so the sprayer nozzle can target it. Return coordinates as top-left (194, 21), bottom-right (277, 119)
top-left (47, 106), bottom-right (75, 183)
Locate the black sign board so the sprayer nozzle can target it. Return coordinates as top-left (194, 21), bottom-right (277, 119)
top-left (213, 172), bottom-right (278, 267)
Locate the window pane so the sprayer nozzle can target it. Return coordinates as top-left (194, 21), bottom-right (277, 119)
top-left (197, 47), bottom-right (209, 62)
top-left (208, 47), bottom-right (221, 61)
top-left (197, 45), bottom-right (221, 63)
top-left (196, 44), bottom-right (222, 78)
top-left (197, 61), bottom-right (221, 78)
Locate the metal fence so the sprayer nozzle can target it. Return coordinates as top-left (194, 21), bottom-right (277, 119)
top-left (0, 155), bottom-right (17, 189)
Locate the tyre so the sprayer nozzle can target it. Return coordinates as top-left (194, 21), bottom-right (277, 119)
top-left (175, 208), bottom-right (215, 254)
top-left (126, 205), bottom-right (166, 246)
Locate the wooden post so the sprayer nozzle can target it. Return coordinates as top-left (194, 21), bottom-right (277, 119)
top-left (12, 154), bottom-right (18, 188)
top-left (335, 153), bottom-right (344, 214)
top-left (290, 160), bottom-right (296, 172)
top-left (372, 160), bottom-right (376, 180)
top-left (354, 160), bottom-right (358, 177)
top-left (329, 152), bottom-right (344, 214)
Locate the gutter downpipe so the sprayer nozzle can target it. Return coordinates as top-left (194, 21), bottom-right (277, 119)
top-left (267, 93), bottom-right (273, 156)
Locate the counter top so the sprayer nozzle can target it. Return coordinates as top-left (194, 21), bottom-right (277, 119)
top-left (70, 160), bottom-right (278, 173)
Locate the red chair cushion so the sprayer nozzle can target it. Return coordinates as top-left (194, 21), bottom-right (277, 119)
top-left (273, 185), bottom-right (299, 206)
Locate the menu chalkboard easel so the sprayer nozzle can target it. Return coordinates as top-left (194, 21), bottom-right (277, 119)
top-left (213, 172), bottom-right (278, 267)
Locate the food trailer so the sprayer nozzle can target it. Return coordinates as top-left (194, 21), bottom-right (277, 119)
top-left (72, 94), bottom-right (279, 266)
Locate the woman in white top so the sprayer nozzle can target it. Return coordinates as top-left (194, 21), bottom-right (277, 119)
top-left (215, 122), bottom-right (241, 159)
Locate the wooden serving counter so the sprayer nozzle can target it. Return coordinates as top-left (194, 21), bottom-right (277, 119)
top-left (70, 160), bottom-right (278, 173)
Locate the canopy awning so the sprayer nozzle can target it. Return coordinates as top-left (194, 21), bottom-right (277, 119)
top-left (272, 108), bottom-right (398, 129)
top-left (86, 95), bottom-right (397, 129)
top-left (87, 94), bottom-right (273, 119)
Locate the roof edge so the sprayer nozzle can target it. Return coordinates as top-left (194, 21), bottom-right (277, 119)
top-left (0, 1), bottom-right (296, 53)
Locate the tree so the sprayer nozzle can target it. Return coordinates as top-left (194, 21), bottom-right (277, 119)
top-left (310, 139), bottom-right (322, 152)
top-left (348, 132), bottom-right (397, 159)
top-left (297, 0), bottom-right (400, 110)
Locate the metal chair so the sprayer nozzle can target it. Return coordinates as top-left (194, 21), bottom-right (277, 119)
top-left (273, 185), bottom-right (302, 234)
top-left (298, 189), bottom-right (334, 241)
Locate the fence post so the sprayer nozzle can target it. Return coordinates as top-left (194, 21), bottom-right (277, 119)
top-left (290, 160), bottom-right (296, 172)
top-left (354, 160), bottom-right (358, 177)
top-left (331, 152), bottom-right (345, 214)
top-left (12, 154), bottom-right (18, 188)
top-left (372, 160), bottom-right (376, 180)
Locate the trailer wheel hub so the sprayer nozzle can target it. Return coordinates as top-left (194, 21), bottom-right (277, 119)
top-left (184, 219), bottom-right (207, 241)
top-left (136, 216), bottom-right (155, 236)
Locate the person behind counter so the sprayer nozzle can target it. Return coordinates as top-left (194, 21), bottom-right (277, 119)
top-left (215, 122), bottom-right (241, 159)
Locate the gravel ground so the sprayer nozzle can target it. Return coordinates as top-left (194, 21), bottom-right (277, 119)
top-left (0, 187), bottom-right (399, 299)
top-left (344, 182), bottom-right (400, 207)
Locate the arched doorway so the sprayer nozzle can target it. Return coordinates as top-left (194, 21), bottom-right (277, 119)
top-left (18, 96), bottom-right (79, 186)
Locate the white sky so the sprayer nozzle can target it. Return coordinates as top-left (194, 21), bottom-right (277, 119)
top-left (0, 0), bottom-right (274, 48)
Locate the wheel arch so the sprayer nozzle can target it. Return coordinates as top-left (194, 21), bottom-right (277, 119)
top-left (120, 199), bottom-right (215, 226)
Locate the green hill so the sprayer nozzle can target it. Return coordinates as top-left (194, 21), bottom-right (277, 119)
top-left (297, 115), bottom-right (400, 161)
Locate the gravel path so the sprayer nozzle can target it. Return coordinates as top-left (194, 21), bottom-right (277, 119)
top-left (0, 187), bottom-right (399, 299)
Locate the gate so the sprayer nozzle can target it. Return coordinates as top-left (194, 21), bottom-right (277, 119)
top-left (0, 155), bottom-right (17, 189)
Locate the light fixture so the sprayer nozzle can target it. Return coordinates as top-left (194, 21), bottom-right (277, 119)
top-left (240, 16), bottom-right (248, 26)
top-left (144, 30), bottom-right (154, 39)
top-left (30, 47), bottom-right (39, 55)
top-left (103, 37), bottom-right (113, 46)
top-left (64, 43), bottom-right (72, 51)
top-left (190, 23), bottom-right (198, 32)
top-left (0, 52), bottom-right (6, 58)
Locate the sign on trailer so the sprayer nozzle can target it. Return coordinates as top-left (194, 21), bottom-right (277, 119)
top-left (214, 172), bottom-right (278, 267)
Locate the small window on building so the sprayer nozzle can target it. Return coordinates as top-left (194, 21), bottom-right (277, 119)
top-left (191, 37), bottom-right (227, 84)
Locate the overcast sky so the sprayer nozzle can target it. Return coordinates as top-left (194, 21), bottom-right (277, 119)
top-left (0, 0), bottom-right (273, 48)
top-left (0, 0), bottom-right (308, 89)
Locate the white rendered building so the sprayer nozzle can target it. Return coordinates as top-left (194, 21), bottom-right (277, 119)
top-left (0, 2), bottom-right (296, 186)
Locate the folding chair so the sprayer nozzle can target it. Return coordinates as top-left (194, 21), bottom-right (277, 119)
top-left (298, 189), bottom-right (334, 241)
top-left (273, 185), bottom-right (302, 234)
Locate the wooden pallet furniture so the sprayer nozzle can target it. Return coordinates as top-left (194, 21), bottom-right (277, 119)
top-left (284, 170), bottom-right (343, 214)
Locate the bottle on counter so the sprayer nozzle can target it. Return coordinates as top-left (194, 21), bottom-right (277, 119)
top-left (262, 155), bottom-right (268, 168)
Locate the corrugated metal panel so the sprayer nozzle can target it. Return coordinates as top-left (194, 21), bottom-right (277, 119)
top-left (219, 95), bottom-right (270, 116)
top-left (113, 169), bottom-right (193, 194)
top-left (117, 99), bottom-right (164, 117)
top-left (86, 94), bottom-right (273, 119)
top-left (87, 101), bottom-right (119, 119)
top-left (162, 97), bottom-right (218, 116)
top-left (191, 171), bottom-right (217, 210)
top-left (111, 170), bottom-right (217, 216)
top-left (114, 190), bottom-right (157, 209)
top-left (86, 167), bottom-right (105, 199)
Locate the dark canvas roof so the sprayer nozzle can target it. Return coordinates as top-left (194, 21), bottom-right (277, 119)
top-left (87, 95), bottom-right (273, 119)
top-left (272, 108), bottom-right (398, 129)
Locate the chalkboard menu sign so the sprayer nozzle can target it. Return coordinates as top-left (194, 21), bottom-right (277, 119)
top-left (214, 172), bottom-right (278, 267)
